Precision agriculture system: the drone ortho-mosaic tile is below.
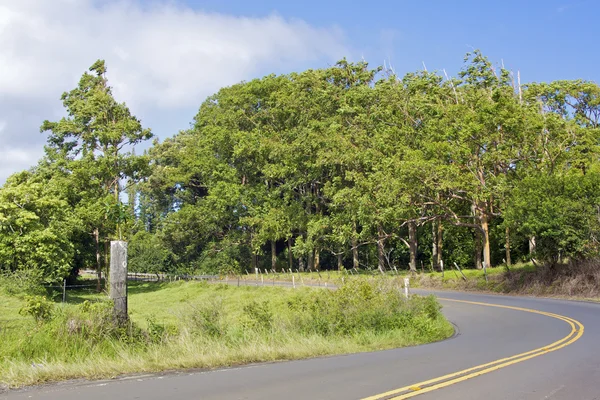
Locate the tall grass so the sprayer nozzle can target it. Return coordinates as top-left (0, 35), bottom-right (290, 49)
top-left (0, 279), bottom-right (453, 388)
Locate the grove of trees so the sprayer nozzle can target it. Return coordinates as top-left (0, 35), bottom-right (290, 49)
top-left (1, 51), bottom-right (599, 283)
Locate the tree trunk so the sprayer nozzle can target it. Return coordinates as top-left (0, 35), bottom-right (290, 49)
top-left (288, 237), bottom-right (293, 271)
top-left (474, 228), bottom-right (483, 269)
top-left (94, 228), bottom-right (102, 292)
top-left (252, 251), bottom-right (258, 272)
top-left (432, 220), bottom-right (438, 270)
top-left (314, 248), bottom-right (320, 271)
top-left (432, 219), bottom-right (443, 271)
top-left (482, 214), bottom-right (491, 269)
top-left (352, 222), bottom-right (359, 270)
top-left (337, 252), bottom-right (343, 270)
top-left (505, 226), bottom-right (511, 266)
top-left (437, 220), bottom-right (443, 270)
top-left (377, 224), bottom-right (386, 273)
top-left (529, 236), bottom-right (537, 255)
top-left (104, 240), bottom-right (110, 284)
top-left (271, 240), bottom-right (277, 271)
top-left (307, 250), bottom-right (314, 271)
top-left (408, 220), bottom-right (418, 272)
top-left (298, 256), bottom-right (305, 272)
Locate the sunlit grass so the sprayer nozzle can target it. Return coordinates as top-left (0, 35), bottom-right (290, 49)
top-left (0, 279), bottom-right (453, 388)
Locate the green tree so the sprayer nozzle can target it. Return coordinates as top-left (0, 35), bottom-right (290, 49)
top-left (0, 171), bottom-right (74, 282)
top-left (40, 60), bottom-right (152, 287)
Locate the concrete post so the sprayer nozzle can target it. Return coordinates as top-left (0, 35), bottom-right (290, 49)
top-left (110, 240), bottom-right (128, 323)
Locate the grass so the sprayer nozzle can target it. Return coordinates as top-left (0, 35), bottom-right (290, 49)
top-left (0, 278), bottom-right (453, 389)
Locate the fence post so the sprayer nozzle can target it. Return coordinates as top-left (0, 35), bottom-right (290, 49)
top-left (62, 279), bottom-right (66, 303)
top-left (110, 240), bottom-right (128, 324)
top-left (403, 277), bottom-right (410, 298)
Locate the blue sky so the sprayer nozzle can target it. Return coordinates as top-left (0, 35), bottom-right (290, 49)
top-left (183, 0), bottom-right (599, 83)
top-left (0, 0), bottom-right (597, 183)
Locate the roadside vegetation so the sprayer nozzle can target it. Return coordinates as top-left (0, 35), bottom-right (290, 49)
top-left (411, 260), bottom-right (600, 299)
top-left (1, 49), bottom-right (599, 389)
top-left (0, 277), bottom-right (452, 389)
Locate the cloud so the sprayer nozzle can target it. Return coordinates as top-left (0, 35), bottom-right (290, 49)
top-left (0, 0), bottom-right (348, 184)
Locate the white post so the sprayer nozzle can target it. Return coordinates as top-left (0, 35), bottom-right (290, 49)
top-left (403, 277), bottom-right (410, 298)
top-left (292, 275), bottom-right (296, 289)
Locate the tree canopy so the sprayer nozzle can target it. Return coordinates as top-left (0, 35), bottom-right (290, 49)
top-left (2, 52), bottom-right (599, 282)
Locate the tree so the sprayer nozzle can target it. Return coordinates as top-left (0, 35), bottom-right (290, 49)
top-left (40, 60), bottom-right (152, 287)
top-left (0, 170), bottom-right (75, 282)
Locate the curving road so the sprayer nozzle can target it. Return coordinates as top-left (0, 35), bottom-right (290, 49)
top-left (2, 290), bottom-right (599, 400)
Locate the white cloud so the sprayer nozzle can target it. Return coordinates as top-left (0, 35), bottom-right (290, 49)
top-left (0, 0), bottom-right (348, 184)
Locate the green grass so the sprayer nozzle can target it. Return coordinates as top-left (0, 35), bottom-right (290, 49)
top-left (0, 278), bottom-right (453, 389)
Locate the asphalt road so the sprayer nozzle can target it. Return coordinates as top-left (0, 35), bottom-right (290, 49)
top-left (2, 289), bottom-right (598, 400)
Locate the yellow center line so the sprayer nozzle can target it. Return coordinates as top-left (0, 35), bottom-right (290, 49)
top-left (362, 298), bottom-right (585, 400)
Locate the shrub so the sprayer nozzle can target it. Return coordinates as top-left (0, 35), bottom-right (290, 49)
top-left (145, 316), bottom-right (178, 343)
top-left (283, 279), bottom-right (445, 337)
top-left (19, 295), bottom-right (54, 323)
top-left (188, 299), bottom-right (225, 337)
top-left (0, 270), bottom-right (46, 296)
top-left (242, 300), bottom-right (273, 331)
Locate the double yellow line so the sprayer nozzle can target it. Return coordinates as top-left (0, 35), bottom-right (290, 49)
top-left (363, 298), bottom-right (585, 400)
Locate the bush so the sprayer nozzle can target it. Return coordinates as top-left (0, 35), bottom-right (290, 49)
top-left (146, 315), bottom-right (179, 343)
top-left (0, 270), bottom-right (46, 296)
top-left (285, 280), bottom-right (445, 337)
top-left (188, 299), bottom-right (225, 338)
top-left (19, 295), bottom-right (54, 323)
top-left (242, 300), bottom-right (273, 331)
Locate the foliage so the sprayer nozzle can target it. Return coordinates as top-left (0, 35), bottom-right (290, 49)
top-left (505, 171), bottom-right (600, 261)
top-left (2, 51), bottom-right (600, 280)
top-left (19, 295), bottom-right (54, 323)
top-left (0, 269), bottom-right (47, 296)
top-left (0, 171), bottom-right (75, 281)
top-left (128, 230), bottom-right (173, 275)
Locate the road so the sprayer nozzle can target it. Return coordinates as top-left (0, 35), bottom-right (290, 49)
top-left (2, 289), bottom-right (599, 400)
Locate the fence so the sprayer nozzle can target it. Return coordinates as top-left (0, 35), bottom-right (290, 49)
top-left (44, 280), bottom-right (100, 303)
top-left (43, 268), bottom-right (411, 303)
top-left (127, 272), bottom-right (219, 282)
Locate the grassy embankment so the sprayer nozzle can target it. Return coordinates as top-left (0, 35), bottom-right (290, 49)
top-left (0, 277), bottom-right (453, 389)
top-left (244, 260), bottom-right (600, 300)
top-left (410, 260), bottom-right (600, 299)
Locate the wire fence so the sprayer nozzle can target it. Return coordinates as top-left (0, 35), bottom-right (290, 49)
top-left (127, 272), bottom-right (219, 282)
top-left (40, 273), bottom-right (221, 303)
top-left (43, 280), bottom-right (101, 303)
